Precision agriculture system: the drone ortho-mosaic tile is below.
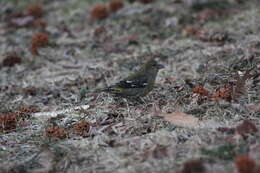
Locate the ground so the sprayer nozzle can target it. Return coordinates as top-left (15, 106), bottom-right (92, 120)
top-left (0, 0), bottom-right (259, 173)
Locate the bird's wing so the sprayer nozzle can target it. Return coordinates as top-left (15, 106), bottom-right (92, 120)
top-left (111, 74), bottom-right (148, 89)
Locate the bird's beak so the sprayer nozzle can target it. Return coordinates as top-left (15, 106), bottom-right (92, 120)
top-left (156, 64), bottom-right (164, 69)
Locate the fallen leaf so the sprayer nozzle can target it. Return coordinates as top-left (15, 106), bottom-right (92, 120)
top-left (236, 120), bottom-right (258, 137)
top-left (211, 83), bottom-right (233, 102)
top-left (181, 159), bottom-right (205, 173)
top-left (193, 84), bottom-right (209, 96)
top-left (159, 112), bottom-right (199, 128)
top-left (235, 155), bottom-right (256, 173)
top-left (73, 120), bottom-right (91, 136)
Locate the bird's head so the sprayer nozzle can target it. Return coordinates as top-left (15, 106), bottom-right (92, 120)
top-left (142, 59), bottom-right (164, 72)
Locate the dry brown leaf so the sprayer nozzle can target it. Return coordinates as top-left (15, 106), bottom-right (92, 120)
top-left (159, 112), bottom-right (199, 128)
top-left (181, 159), bottom-right (205, 173)
top-left (235, 155), bottom-right (257, 173)
top-left (236, 120), bottom-right (258, 137)
top-left (193, 84), bottom-right (209, 96)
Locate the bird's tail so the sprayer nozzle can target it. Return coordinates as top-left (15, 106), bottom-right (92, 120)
top-left (82, 87), bottom-right (110, 95)
top-left (86, 88), bottom-right (107, 94)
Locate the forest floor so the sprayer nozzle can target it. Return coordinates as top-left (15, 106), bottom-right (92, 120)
top-left (0, 0), bottom-right (259, 172)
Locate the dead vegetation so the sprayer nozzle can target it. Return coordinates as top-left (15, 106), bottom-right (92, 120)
top-left (0, 0), bottom-right (259, 172)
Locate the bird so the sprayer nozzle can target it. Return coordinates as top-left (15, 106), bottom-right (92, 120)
top-left (89, 59), bottom-right (164, 97)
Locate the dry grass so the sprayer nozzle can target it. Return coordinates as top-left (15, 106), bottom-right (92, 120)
top-left (0, 0), bottom-right (259, 172)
